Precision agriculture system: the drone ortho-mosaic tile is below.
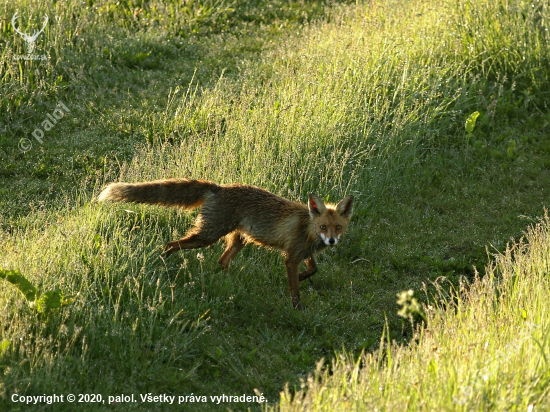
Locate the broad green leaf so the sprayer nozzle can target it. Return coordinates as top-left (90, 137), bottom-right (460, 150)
top-left (465, 111), bottom-right (480, 133)
top-left (35, 290), bottom-right (63, 313)
top-left (35, 291), bottom-right (76, 314)
top-left (0, 268), bottom-right (38, 302)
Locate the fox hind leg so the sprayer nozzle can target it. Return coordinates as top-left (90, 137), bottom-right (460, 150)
top-left (163, 229), bottom-right (221, 256)
top-left (218, 232), bottom-right (245, 270)
top-left (164, 216), bottom-right (235, 257)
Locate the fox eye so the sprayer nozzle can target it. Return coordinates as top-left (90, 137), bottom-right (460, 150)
top-left (320, 225), bottom-right (327, 230)
top-left (336, 225), bottom-right (342, 230)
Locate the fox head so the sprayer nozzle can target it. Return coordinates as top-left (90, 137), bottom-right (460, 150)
top-left (308, 194), bottom-right (354, 246)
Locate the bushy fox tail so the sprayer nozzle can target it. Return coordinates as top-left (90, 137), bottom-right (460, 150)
top-left (98, 178), bottom-right (221, 208)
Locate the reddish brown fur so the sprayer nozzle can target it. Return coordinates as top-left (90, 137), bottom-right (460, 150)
top-left (99, 178), bottom-right (353, 309)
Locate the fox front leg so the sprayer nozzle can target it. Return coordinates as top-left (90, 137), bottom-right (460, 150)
top-left (285, 259), bottom-right (302, 310)
top-left (299, 256), bottom-right (318, 282)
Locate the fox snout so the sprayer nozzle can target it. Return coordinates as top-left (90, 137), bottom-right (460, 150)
top-left (320, 233), bottom-right (340, 246)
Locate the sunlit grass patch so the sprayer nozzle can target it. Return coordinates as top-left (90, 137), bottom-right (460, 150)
top-left (277, 212), bottom-right (550, 411)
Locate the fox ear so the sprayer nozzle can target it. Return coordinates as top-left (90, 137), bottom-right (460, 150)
top-left (308, 194), bottom-right (327, 218)
top-left (336, 195), bottom-right (354, 218)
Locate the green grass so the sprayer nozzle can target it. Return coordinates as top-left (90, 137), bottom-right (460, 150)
top-left (0, 0), bottom-right (549, 410)
top-left (277, 214), bottom-right (550, 411)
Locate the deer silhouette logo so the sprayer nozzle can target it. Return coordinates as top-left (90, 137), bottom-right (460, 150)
top-left (11, 11), bottom-right (48, 55)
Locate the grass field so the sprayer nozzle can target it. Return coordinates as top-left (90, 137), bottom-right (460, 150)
top-left (0, 0), bottom-right (549, 410)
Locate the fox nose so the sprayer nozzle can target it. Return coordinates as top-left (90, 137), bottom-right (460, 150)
top-left (329, 237), bottom-right (335, 245)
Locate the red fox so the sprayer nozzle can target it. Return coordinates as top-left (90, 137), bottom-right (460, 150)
top-left (98, 179), bottom-right (354, 309)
